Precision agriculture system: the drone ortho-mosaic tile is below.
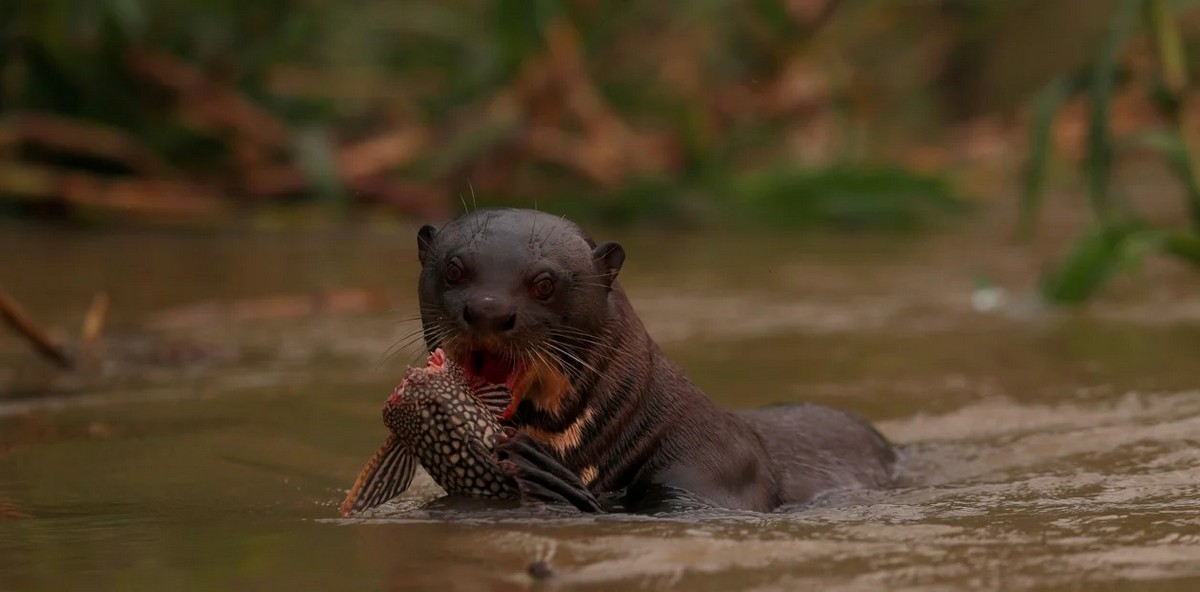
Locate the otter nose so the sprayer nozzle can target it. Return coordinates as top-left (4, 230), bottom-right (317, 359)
top-left (462, 297), bottom-right (517, 333)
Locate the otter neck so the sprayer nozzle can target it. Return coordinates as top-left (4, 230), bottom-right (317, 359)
top-left (511, 286), bottom-right (673, 491)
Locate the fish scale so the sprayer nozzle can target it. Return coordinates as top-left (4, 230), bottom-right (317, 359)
top-left (340, 349), bottom-right (516, 517)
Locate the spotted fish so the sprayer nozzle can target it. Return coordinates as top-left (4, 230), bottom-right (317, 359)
top-left (340, 348), bottom-right (516, 517)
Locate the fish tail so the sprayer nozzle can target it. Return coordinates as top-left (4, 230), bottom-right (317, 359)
top-left (339, 435), bottom-right (417, 517)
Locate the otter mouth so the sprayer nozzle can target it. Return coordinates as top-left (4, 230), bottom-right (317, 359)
top-left (442, 340), bottom-right (572, 422)
top-left (454, 346), bottom-right (529, 421)
top-left (464, 348), bottom-right (520, 387)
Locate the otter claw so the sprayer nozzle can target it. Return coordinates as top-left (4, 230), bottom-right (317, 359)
top-left (499, 459), bottom-right (520, 477)
top-left (495, 433), bottom-right (603, 513)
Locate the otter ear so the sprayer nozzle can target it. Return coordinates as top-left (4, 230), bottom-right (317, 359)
top-left (417, 225), bottom-right (437, 265)
top-left (592, 241), bottom-right (625, 284)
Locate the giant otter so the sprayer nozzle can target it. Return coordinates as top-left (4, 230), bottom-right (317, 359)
top-left (415, 208), bottom-right (897, 513)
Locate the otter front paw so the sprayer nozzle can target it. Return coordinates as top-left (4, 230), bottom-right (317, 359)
top-left (495, 432), bottom-right (603, 513)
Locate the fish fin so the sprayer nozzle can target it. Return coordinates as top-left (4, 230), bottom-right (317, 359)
top-left (339, 435), bottom-right (417, 517)
top-left (472, 384), bottom-right (513, 418)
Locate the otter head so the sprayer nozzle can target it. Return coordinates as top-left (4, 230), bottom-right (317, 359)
top-left (414, 208), bottom-right (624, 414)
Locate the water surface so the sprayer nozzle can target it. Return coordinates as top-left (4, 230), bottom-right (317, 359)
top-left (1, 209), bottom-right (1198, 591)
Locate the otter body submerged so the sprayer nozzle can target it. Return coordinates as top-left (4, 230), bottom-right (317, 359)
top-left (340, 349), bottom-right (515, 517)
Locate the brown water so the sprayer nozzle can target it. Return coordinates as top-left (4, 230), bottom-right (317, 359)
top-left (1, 203), bottom-right (1199, 591)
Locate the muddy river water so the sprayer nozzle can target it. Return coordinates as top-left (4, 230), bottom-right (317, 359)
top-left (1, 205), bottom-right (1198, 591)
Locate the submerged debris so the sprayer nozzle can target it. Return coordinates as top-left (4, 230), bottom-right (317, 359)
top-left (527, 560), bottom-right (555, 581)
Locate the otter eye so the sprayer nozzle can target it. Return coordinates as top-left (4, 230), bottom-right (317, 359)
top-left (445, 258), bottom-right (465, 284)
top-left (531, 275), bottom-right (555, 300)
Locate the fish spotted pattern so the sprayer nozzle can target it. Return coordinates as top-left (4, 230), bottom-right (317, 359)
top-left (340, 349), bottom-right (515, 517)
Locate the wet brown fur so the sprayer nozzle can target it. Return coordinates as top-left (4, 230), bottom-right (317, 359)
top-left (417, 208), bottom-right (897, 513)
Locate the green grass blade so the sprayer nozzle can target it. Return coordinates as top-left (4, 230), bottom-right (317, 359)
top-left (1040, 226), bottom-right (1131, 304)
top-left (1162, 231), bottom-right (1200, 266)
top-left (1017, 76), bottom-right (1076, 241)
top-left (1085, 0), bottom-right (1140, 225)
top-left (1124, 125), bottom-right (1200, 234)
top-left (1143, 0), bottom-right (1200, 229)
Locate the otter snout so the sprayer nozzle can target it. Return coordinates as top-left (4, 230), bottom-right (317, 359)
top-left (461, 295), bottom-right (518, 334)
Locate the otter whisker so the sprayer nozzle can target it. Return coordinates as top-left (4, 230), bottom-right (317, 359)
top-left (379, 329), bottom-right (446, 370)
top-left (549, 335), bottom-right (610, 353)
top-left (543, 340), bottom-right (599, 379)
top-left (410, 332), bottom-right (460, 370)
top-left (529, 343), bottom-right (562, 381)
top-left (417, 306), bottom-right (455, 320)
top-left (548, 345), bottom-right (592, 381)
top-left (544, 323), bottom-right (603, 338)
top-left (379, 338), bottom-right (425, 366)
top-left (375, 341), bottom-right (427, 374)
top-left (378, 326), bottom-right (433, 363)
top-left (534, 341), bottom-right (585, 388)
top-left (529, 206), bottom-right (539, 245)
top-left (392, 324), bottom-right (431, 340)
top-left (420, 325), bottom-right (457, 353)
top-left (418, 325), bottom-right (453, 348)
top-left (390, 316), bottom-right (426, 326)
top-left (543, 214), bottom-right (572, 247)
top-left (547, 327), bottom-right (613, 351)
top-left (383, 321), bottom-right (456, 367)
top-left (549, 337), bottom-right (611, 359)
top-left (545, 331), bottom-right (616, 384)
top-left (480, 210), bottom-right (494, 237)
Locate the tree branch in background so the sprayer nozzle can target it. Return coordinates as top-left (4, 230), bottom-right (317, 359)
top-left (0, 161), bottom-right (226, 217)
top-left (0, 112), bottom-right (169, 175)
top-left (125, 49), bottom-right (291, 151)
top-left (243, 127), bottom-right (430, 196)
top-left (0, 290), bottom-right (73, 369)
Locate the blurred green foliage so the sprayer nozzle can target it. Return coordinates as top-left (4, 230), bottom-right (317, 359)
top-left (3, 0), bottom-right (1199, 304)
top-left (1020, 0), bottom-right (1200, 304)
top-left (1, 0), bottom-right (1112, 229)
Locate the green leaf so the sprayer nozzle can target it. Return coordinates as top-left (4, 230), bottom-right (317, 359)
top-left (106, 0), bottom-right (148, 36)
top-left (491, 0), bottom-right (564, 78)
top-left (1162, 231), bottom-right (1200, 266)
top-left (1040, 226), bottom-right (1133, 304)
top-left (1017, 76), bottom-right (1077, 240)
top-left (1126, 126), bottom-right (1192, 180)
top-left (1085, 0), bottom-right (1140, 224)
top-left (1114, 227), bottom-right (1164, 274)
